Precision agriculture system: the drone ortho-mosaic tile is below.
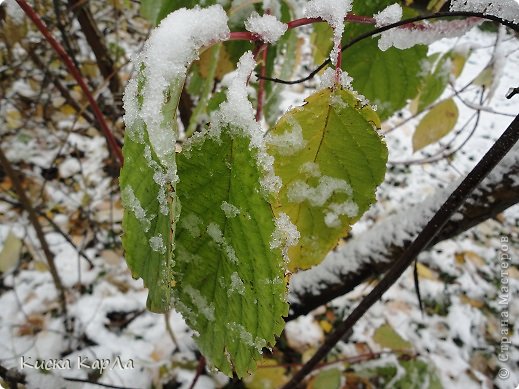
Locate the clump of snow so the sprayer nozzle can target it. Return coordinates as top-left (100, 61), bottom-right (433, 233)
top-left (377, 18), bottom-right (482, 51)
top-left (319, 67), bottom-right (353, 90)
top-left (149, 234), bottom-right (166, 254)
top-left (324, 200), bottom-right (359, 228)
top-left (210, 51), bottom-right (259, 136)
top-left (305, 0), bottom-right (353, 66)
top-left (221, 201), bottom-right (240, 218)
top-left (184, 285), bottom-right (215, 321)
top-left (270, 213), bottom-right (300, 261)
top-left (228, 272), bottom-right (246, 295)
top-left (228, 322), bottom-right (267, 352)
top-left (207, 223), bottom-right (238, 264)
top-left (287, 176), bottom-right (353, 207)
top-left (121, 186), bottom-right (152, 232)
top-left (185, 51), bottom-right (282, 196)
top-left (123, 5), bottom-right (230, 177)
top-left (245, 13), bottom-right (288, 43)
top-left (450, 0), bottom-right (519, 24)
top-left (374, 3), bottom-right (402, 27)
top-left (299, 162), bottom-right (321, 177)
top-left (266, 114), bottom-right (306, 156)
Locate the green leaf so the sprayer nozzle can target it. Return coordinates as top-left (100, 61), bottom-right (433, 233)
top-left (343, 38), bottom-right (427, 120)
top-left (311, 23), bottom-right (333, 65)
top-left (309, 368), bottom-right (342, 389)
top-left (120, 110), bottom-right (177, 313)
top-left (413, 52), bottom-right (452, 114)
top-left (373, 323), bottom-right (413, 351)
top-left (412, 98), bottom-right (459, 152)
top-left (175, 128), bottom-right (288, 377)
top-left (267, 87), bottom-right (388, 271)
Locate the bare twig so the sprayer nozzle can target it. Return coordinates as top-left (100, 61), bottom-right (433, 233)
top-left (14, 0), bottom-right (124, 167)
top-left (0, 148), bottom-right (70, 332)
top-left (281, 113), bottom-right (519, 388)
top-left (259, 11), bottom-right (519, 85)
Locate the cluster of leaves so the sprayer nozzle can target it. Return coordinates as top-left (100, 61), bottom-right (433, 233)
top-left (120, 0), bottom-right (474, 378)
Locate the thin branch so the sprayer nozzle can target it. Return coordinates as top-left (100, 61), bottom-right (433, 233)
top-left (0, 148), bottom-right (71, 333)
top-left (260, 11), bottom-right (519, 85)
top-left (281, 113), bottom-right (519, 388)
top-left (68, 0), bottom-right (122, 99)
top-left (14, 0), bottom-right (124, 167)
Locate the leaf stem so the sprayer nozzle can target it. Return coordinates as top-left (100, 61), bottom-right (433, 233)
top-left (14, 0), bottom-right (124, 167)
top-left (280, 112), bottom-right (519, 388)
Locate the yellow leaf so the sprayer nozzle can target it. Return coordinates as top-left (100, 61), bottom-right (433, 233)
top-left (416, 262), bottom-right (439, 280)
top-left (243, 358), bottom-right (288, 389)
top-left (0, 232), bottom-right (22, 273)
top-left (450, 50), bottom-right (469, 78)
top-left (6, 109), bottom-right (22, 129)
top-left (373, 323), bottom-right (412, 351)
top-left (412, 98), bottom-right (458, 152)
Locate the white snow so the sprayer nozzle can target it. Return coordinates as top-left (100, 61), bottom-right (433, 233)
top-left (184, 285), bottom-right (215, 321)
top-left (374, 3), bottom-right (402, 27)
top-left (377, 18), bottom-right (482, 51)
top-left (299, 162), bottom-right (321, 178)
top-left (450, 0), bottom-right (519, 24)
top-left (305, 0), bottom-right (353, 66)
top-left (149, 234), bottom-right (166, 254)
top-left (121, 186), bottom-right (152, 232)
top-left (180, 213), bottom-right (203, 238)
top-left (123, 5), bottom-right (230, 180)
top-left (324, 200), bottom-right (359, 228)
top-left (228, 322), bottom-right (267, 352)
top-left (266, 114), bottom-right (306, 156)
top-left (270, 213), bottom-right (300, 260)
top-left (221, 201), bottom-right (240, 218)
top-left (228, 272), bottom-right (245, 296)
top-left (207, 223), bottom-right (238, 264)
top-left (244, 13), bottom-right (288, 44)
top-left (287, 176), bottom-right (353, 207)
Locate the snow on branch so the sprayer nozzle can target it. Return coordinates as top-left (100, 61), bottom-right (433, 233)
top-left (288, 142), bottom-right (519, 319)
top-left (450, 0), bottom-right (519, 24)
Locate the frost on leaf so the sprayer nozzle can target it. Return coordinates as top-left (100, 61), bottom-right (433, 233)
top-left (120, 5), bottom-right (230, 313)
top-left (268, 87), bottom-right (388, 272)
top-left (174, 53), bottom-right (288, 378)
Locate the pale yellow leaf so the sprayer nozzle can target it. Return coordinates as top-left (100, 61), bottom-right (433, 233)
top-left (413, 99), bottom-right (458, 152)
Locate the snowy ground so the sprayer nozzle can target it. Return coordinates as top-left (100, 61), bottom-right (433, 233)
top-left (1, 6), bottom-right (518, 389)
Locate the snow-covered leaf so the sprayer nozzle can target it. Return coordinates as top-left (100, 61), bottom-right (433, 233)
top-left (174, 128), bottom-right (288, 378)
top-left (268, 87), bottom-right (388, 271)
top-left (412, 98), bottom-right (459, 152)
top-left (120, 5), bottom-right (230, 312)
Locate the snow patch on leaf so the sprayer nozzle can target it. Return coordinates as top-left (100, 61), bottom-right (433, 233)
top-left (287, 176), bottom-right (353, 207)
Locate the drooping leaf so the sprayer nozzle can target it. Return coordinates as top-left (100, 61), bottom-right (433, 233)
top-left (267, 87), bottom-right (388, 271)
top-left (120, 5), bottom-right (230, 312)
top-left (311, 22), bottom-right (334, 65)
top-left (373, 323), bottom-right (413, 351)
top-left (412, 52), bottom-right (452, 114)
top-left (174, 128), bottom-right (288, 377)
top-left (343, 38), bottom-right (428, 120)
top-left (412, 98), bottom-right (459, 152)
top-left (120, 91), bottom-right (178, 312)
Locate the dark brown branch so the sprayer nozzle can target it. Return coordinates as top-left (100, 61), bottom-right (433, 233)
top-left (68, 0), bottom-right (121, 99)
top-left (0, 148), bottom-right (70, 332)
top-left (288, 140), bottom-right (519, 320)
top-left (281, 113), bottom-right (519, 388)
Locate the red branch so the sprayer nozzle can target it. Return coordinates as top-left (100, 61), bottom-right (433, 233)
top-left (229, 13), bottom-right (376, 41)
top-left (15, 0), bottom-right (124, 167)
top-left (255, 44), bottom-right (269, 122)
